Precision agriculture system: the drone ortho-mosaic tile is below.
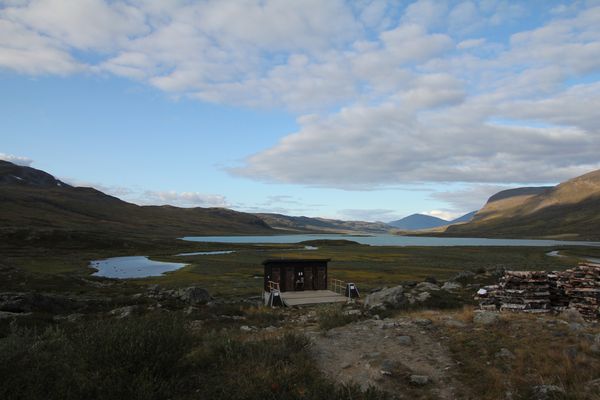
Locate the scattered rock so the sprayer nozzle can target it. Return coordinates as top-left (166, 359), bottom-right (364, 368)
top-left (0, 310), bottom-right (29, 319)
top-left (174, 287), bottom-right (211, 305)
top-left (531, 384), bottom-right (565, 400)
top-left (109, 305), bottom-right (137, 319)
top-left (397, 335), bottom-right (413, 345)
top-left (410, 375), bottom-right (429, 386)
top-left (473, 311), bottom-right (500, 325)
top-left (414, 282), bottom-right (440, 292)
top-left (495, 348), bottom-right (515, 360)
top-left (450, 270), bottom-right (475, 283)
top-left (444, 319), bottom-right (466, 328)
top-left (364, 285), bottom-right (405, 310)
top-left (568, 322), bottom-right (583, 332)
top-left (441, 281), bottom-right (462, 291)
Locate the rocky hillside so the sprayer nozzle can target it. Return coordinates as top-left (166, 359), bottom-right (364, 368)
top-left (255, 213), bottom-right (392, 233)
top-left (0, 160), bottom-right (273, 243)
top-left (446, 169), bottom-right (600, 240)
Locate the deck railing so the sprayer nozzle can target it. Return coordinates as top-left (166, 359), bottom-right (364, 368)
top-left (330, 278), bottom-right (346, 296)
top-left (267, 280), bottom-right (280, 293)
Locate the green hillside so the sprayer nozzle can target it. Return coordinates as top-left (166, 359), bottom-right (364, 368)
top-left (0, 161), bottom-right (273, 245)
top-left (445, 170), bottom-right (600, 240)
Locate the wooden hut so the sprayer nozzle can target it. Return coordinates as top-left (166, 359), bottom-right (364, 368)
top-left (263, 258), bottom-right (331, 292)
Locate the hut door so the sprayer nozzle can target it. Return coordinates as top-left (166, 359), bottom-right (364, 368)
top-left (317, 266), bottom-right (327, 290)
top-left (285, 267), bottom-right (295, 291)
top-left (304, 267), bottom-right (314, 290)
top-left (271, 267), bottom-right (281, 288)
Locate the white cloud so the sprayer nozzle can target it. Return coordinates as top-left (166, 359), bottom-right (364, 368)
top-left (338, 208), bottom-right (400, 222)
top-left (0, 152), bottom-right (33, 166)
top-left (140, 191), bottom-right (228, 208)
top-left (1, 2), bottom-right (600, 189)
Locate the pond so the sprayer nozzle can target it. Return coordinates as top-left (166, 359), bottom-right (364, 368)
top-left (90, 256), bottom-right (188, 279)
top-left (182, 234), bottom-right (600, 247)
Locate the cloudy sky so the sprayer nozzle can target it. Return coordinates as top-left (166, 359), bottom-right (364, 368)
top-left (2, 0), bottom-right (600, 222)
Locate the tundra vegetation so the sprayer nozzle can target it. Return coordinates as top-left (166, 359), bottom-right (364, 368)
top-left (1, 236), bottom-right (599, 399)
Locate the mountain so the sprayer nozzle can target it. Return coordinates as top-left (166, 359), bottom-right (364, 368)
top-left (449, 211), bottom-right (477, 224)
top-left (0, 160), bottom-right (274, 244)
top-left (445, 170), bottom-right (600, 240)
top-left (388, 214), bottom-right (449, 230)
top-left (255, 213), bottom-right (391, 233)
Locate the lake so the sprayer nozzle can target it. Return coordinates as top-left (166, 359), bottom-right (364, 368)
top-left (90, 256), bottom-right (188, 279)
top-left (182, 234), bottom-right (600, 247)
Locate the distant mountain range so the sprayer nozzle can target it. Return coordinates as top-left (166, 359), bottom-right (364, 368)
top-left (446, 170), bottom-right (600, 240)
top-left (388, 211), bottom-right (476, 230)
top-left (255, 213), bottom-right (391, 233)
top-left (0, 160), bottom-right (273, 244)
top-left (3, 160), bottom-right (598, 242)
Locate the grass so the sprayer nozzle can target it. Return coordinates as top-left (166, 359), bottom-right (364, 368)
top-left (0, 313), bottom-right (389, 400)
top-left (316, 304), bottom-right (361, 330)
top-left (424, 308), bottom-right (600, 400)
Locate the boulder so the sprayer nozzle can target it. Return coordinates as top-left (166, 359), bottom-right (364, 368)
top-left (410, 375), bottom-right (429, 385)
top-left (175, 287), bottom-right (211, 305)
top-left (414, 282), bottom-right (440, 292)
top-left (442, 281), bottom-right (462, 291)
top-left (531, 385), bottom-right (565, 400)
top-left (364, 285), bottom-right (405, 309)
top-left (473, 310), bottom-right (500, 325)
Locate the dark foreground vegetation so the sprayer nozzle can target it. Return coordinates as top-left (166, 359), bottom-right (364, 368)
top-left (0, 313), bottom-right (387, 400)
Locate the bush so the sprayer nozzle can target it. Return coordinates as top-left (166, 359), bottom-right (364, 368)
top-left (317, 304), bottom-right (360, 331)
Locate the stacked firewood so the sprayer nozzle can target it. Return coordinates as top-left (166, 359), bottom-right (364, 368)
top-left (476, 263), bottom-right (600, 320)
top-left (556, 263), bottom-right (600, 320)
top-left (497, 271), bottom-right (553, 313)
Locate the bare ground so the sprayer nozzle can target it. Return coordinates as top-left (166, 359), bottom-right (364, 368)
top-left (303, 315), bottom-right (465, 399)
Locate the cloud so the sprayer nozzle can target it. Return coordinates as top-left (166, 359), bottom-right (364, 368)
top-left (1, 2), bottom-right (600, 189)
top-left (140, 191), bottom-right (228, 208)
top-left (337, 208), bottom-right (400, 222)
top-left (0, 152), bottom-right (33, 166)
top-left (430, 184), bottom-right (514, 214)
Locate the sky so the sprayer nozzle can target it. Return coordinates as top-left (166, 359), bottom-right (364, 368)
top-left (1, 0), bottom-right (600, 222)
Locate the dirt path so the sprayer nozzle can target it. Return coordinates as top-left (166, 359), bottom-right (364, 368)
top-left (304, 316), bottom-right (462, 399)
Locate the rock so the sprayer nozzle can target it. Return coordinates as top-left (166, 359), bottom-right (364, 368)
top-left (414, 282), bottom-right (440, 292)
top-left (343, 309), bottom-right (362, 316)
top-left (109, 305), bottom-right (137, 319)
top-left (444, 319), bottom-right (466, 328)
top-left (364, 285), bottom-right (405, 309)
top-left (410, 375), bottom-right (429, 385)
top-left (240, 325), bottom-right (253, 332)
top-left (0, 292), bottom-right (78, 314)
top-left (0, 310), bottom-right (29, 319)
top-left (451, 270), bottom-right (475, 283)
top-left (424, 276), bottom-right (438, 284)
top-left (415, 291), bottom-right (431, 302)
top-left (397, 335), bottom-right (413, 345)
top-left (560, 308), bottom-right (585, 323)
top-left (380, 360), bottom-right (395, 376)
top-left (495, 348), bottom-right (515, 359)
top-left (415, 318), bottom-right (433, 326)
top-left (264, 326), bottom-right (277, 332)
top-left (174, 287), bottom-right (211, 305)
top-left (442, 281), bottom-right (462, 291)
top-left (473, 310), bottom-right (500, 325)
top-left (568, 322), bottom-right (583, 332)
top-left (531, 385), bottom-right (565, 400)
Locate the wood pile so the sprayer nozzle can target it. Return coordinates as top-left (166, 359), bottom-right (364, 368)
top-left (476, 263), bottom-right (600, 320)
top-left (498, 271), bottom-right (552, 313)
top-left (556, 263), bottom-right (600, 320)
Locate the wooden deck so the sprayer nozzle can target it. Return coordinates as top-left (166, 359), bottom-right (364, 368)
top-left (278, 290), bottom-right (348, 306)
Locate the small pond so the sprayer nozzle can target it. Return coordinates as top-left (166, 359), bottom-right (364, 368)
top-left (90, 256), bottom-right (188, 279)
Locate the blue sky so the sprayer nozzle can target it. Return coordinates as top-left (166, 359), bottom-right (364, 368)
top-left (1, 0), bottom-right (600, 222)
